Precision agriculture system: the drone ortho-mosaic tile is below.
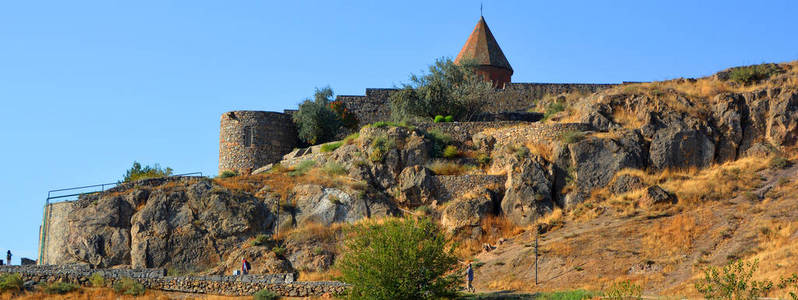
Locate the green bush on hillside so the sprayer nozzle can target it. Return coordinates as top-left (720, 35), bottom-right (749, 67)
top-left (336, 217), bottom-right (460, 300)
top-left (288, 160), bottom-right (316, 177)
top-left (442, 145), bottom-right (459, 159)
top-left (123, 161), bottom-right (173, 182)
top-left (253, 289), bottom-right (280, 300)
top-left (0, 273), bottom-right (23, 292)
top-left (321, 141), bottom-right (344, 153)
top-left (42, 282), bottom-right (79, 295)
top-left (293, 86), bottom-right (343, 145)
top-left (112, 277), bottom-right (145, 296)
top-left (89, 272), bottom-right (105, 287)
top-left (695, 259), bottom-right (773, 300)
top-left (727, 63), bottom-right (784, 85)
top-left (444, 115), bottom-right (454, 122)
top-left (434, 115), bottom-right (445, 123)
top-left (219, 170), bottom-right (238, 178)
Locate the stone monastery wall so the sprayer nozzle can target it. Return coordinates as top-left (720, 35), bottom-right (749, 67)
top-left (218, 83), bottom-right (616, 174)
top-left (0, 265), bottom-right (347, 297)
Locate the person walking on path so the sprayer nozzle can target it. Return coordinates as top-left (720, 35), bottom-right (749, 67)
top-left (6, 251), bottom-right (10, 266)
top-left (465, 262), bottom-right (475, 292)
top-left (241, 258), bottom-right (251, 275)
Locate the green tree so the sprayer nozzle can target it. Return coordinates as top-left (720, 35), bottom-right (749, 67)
top-left (695, 259), bottom-right (773, 300)
top-left (335, 217), bottom-right (460, 300)
top-left (123, 161), bottom-right (173, 182)
top-left (390, 57), bottom-right (494, 122)
top-left (293, 86), bottom-right (343, 145)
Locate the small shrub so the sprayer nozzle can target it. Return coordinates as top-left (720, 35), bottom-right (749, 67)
top-left (476, 153), bottom-right (491, 166)
top-left (320, 141), bottom-right (343, 152)
top-left (778, 274), bottom-right (798, 300)
top-left (769, 155), bottom-right (790, 169)
top-left (727, 63), bottom-right (784, 85)
top-left (426, 129), bottom-right (453, 158)
top-left (536, 289), bottom-right (597, 300)
top-left (343, 132), bottom-right (360, 144)
top-left (288, 160), bottom-right (316, 177)
top-left (542, 101), bottom-right (566, 121)
top-left (604, 280), bottom-right (642, 300)
top-left (113, 277), bottom-right (145, 296)
top-left (42, 282), bottom-right (79, 295)
top-left (369, 135), bottom-right (395, 162)
top-left (123, 161), bottom-right (173, 182)
top-left (254, 288), bottom-right (280, 300)
top-left (434, 115), bottom-right (445, 123)
top-left (426, 160), bottom-right (473, 175)
top-left (512, 145), bottom-right (530, 160)
top-left (219, 170), bottom-right (238, 178)
top-left (559, 130), bottom-right (586, 144)
top-left (442, 145), bottom-right (459, 159)
top-left (322, 162), bottom-right (348, 176)
top-left (251, 234), bottom-right (272, 247)
top-left (370, 121), bottom-right (406, 128)
top-left (89, 272), bottom-right (105, 287)
top-left (272, 245), bottom-right (286, 256)
top-left (695, 259), bottom-right (773, 300)
top-left (0, 273), bottom-right (23, 292)
top-left (444, 115), bottom-right (454, 122)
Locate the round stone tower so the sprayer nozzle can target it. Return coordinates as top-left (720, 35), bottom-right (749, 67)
top-left (219, 111), bottom-right (298, 175)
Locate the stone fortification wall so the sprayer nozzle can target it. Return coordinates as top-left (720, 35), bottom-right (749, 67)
top-left (38, 201), bottom-right (74, 265)
top-left (482, 122), bottom-right (594, 146)
top-left (417, 121), bottom-right (526, 143)
top-left (219, 111), bottom-right (298, 175)
top-left (0, 265), bottom-right (347, 297)
top-left (431, 175), bottom-right (507, 203)
top-left (336, 83), bottom-right (615, 127)
top-left (483, 83), bottom-right (617, 113)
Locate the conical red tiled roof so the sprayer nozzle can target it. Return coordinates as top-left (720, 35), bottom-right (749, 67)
top-left (455, 16), bottom-right (512, 72)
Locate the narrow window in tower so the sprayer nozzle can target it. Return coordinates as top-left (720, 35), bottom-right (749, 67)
top-left (243, 126), bottom-right (251, 147)
top-left (250, 127), bottom-right (256, 146)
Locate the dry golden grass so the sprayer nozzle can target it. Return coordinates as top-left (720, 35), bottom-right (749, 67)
top-left (453, 215), bottom-right (526, 257)
top-left (642, 213), bottom-right (710, 258)
top-left (525, 142), bottom-right (553, 161)
top-left (425, 160), bottom-right (476, 175)
top-left (610, 108), bottom-right (645, 129)
top-left (297, 269), bottom-right (341, 282)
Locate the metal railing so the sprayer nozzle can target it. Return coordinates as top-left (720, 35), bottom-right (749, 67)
top-left (38, 172), bottom-right (203, 264)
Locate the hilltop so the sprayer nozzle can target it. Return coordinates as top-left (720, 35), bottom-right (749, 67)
top-left (39, 61), bottom-right (798, 296)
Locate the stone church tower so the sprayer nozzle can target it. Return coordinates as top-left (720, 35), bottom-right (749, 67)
top-left (455, 16), bottom-right (513, 88)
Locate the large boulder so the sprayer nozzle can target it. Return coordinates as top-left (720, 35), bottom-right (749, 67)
top-left (394, 166), bottom-right (434, 206)
top-left (501, 159), bottom-right (555, 226)
top-left (129, 180), bottom-right (274, 269)
top-left (766, 91), bottom-right (798, 146)
top-left (650, 127), bottom-right (715, 169)
top-left (66, 195), bottom-right (136, 267)
top-left (441, 188), bottom-right (496, 233)
top-left (292, 184), bottom-right (367, 226)
top-left (555, 131), bottom-right (647, 207)
top-left (610, 174), bottom-right (645, 195)
top-left (713, 93), bottom-right (746, 163)
top-left (642, 185), bottom-right (676, 207)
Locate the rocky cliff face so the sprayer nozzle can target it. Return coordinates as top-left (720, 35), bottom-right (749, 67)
top-left (65, 178), bottom-right (274, 271)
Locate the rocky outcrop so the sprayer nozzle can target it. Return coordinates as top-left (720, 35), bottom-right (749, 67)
top-left (610, 174), bottom-right (645, 195)
top-left (501, 159), bottom-right (555, 225)
top-left (555, 131), bottom-right (647, 207)
top-left (395, 166), bottom-right (434, 206)
top-left (64, 178), bottom-right (274, 271)
top-left (650, 127), bottom-right (715, 169)
top-left (292, 184), bottom-right (366, 226)
top-left (441, 188), bottom-right (496, 233)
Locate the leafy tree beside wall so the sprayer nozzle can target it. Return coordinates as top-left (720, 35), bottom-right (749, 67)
top-left (293, 86), bottom-right (345, 145)
top-left (390, 57), bottom-right (494, 122)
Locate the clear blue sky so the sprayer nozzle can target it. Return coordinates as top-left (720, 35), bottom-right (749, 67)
top-left (1, 0), bottom-right (796, 263)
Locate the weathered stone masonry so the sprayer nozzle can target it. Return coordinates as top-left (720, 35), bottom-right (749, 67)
top-left (219, 111), bottom-right (298, 175)
top-left (0, 265), bottom-right (348, 297)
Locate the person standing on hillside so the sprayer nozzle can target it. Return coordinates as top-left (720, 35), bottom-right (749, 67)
top-left (465, 262), bottom-right (475, 292)
top-left (6, 250), bottom-right (11, 266)
top-left (241, 258), bottom-right (251, 275)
